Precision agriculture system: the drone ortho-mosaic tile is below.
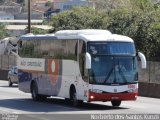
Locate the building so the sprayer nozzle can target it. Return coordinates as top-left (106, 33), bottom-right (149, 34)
top-left (24, 0), bottom-right (52, 12)
top-left (53, 0), bottom-right (95, 12)
top-left (23, 0), bottom-right (53, 19)
top-left (24, 0), bottom-right (95, 15)
top-left (0, 1), bottom-right (22, 15)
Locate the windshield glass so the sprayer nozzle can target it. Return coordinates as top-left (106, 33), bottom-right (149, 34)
top-left (88, 42), bottom-right (135, 55)
top-left (88, 42), bottom-right (138, 85)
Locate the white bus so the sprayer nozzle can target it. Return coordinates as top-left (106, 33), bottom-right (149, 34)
top-left (18, 29), bottom-right (146, 107)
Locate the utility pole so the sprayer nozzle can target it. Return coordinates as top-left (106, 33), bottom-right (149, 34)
top-left (28, 0), bottom-right (31, 33)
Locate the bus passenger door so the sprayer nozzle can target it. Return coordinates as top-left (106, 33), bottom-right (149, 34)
top-left (77, 40), bottom-right (89, 101)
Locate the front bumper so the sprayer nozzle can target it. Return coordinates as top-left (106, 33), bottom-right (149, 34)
top-left (88, 91), bottom-right (138, 102)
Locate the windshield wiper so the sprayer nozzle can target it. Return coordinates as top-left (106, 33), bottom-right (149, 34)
top-left (103, 67), bottom-right (114, 83)
top-left (118, 65), bottom-right (127, 83)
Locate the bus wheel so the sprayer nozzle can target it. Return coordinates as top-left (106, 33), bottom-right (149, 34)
top-left (31, 82), bottom-right (40, 101)
top-left (39, 95), bottom-right (48, 101)
top-left (71, 89), bottom-right (78, 106)
top-left (111, 100), bottom-right (121, 107)
top-left (8, 78), bottom-right (12, 87)
top-left (70, 87), bottom-right (83, 107)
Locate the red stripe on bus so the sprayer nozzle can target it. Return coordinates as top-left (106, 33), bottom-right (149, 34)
top-left (88, 91), bottom-right (138, 102)
top-left (48, 59), bottom-right (59, 85)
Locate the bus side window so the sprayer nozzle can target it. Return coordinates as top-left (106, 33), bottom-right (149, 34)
top-left (19, 40), bottom-right (34, 58)
top-left (64, 39), bottom-right (77, 60)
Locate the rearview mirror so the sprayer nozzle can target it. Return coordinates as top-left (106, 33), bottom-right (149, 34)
top-left (138, 52), bottom-right (146, 69)
top-left (85, 52), bottom-right (91, 69)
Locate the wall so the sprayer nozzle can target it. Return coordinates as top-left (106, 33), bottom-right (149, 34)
top-left (139, 82), bottom-right (160, 98)
top-left (0, 6), bottom-right (22, 15)
top-left (7, 29), bottom-right (26, 37)
top-left (139, 61), bottom-right (160, 84)
top-left (138, 61), bottom-right (160, 98)
top-left (0, 70), bottom-right (9, 80)
top-left (0, 55), bottom-right (17, 80)
top-left (14, 12), bottom-right (43, 20)
top-left (0, 55), bottom-right (17, 70)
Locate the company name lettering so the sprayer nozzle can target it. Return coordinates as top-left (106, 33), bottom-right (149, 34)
top-left (20, 60), bottom-right (42, 67)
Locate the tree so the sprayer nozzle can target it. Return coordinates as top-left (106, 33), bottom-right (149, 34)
top-left (25, 27), bottom-right (49, 34)
top-left (106, 0), bottom-right (160, 60)
top-left (50, 7), bottom-right (109, 31)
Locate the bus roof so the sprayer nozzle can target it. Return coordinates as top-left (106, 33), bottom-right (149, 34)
top-left (20, 29), bottom-right (134, 42)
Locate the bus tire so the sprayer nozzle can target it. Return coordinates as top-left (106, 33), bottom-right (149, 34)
top-left (31, 82), bottom-right (40, 101)
top-left (111, 100), bottom-right (121, 107)
top-left (39, 95), bottom-right (48, 101)
top-left (70, 86), bottom-right (83, 107)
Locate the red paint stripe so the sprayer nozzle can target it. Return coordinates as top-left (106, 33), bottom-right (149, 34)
top-left (48, 59), bottom-right (59, 85)
top-left (89, 91), bottom-right (138, 102)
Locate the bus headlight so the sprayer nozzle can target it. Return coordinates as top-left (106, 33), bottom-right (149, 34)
top-left (90, 95), bottom-right (95, 99)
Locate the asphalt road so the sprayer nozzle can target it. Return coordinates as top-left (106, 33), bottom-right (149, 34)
top-left (0, 80), bottom-right (160, 120)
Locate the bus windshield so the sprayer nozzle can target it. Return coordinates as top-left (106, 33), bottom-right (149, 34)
top-left (88, 42), bottom-right (135, 55)
top-left (88, 42), bottom-right (138, 85)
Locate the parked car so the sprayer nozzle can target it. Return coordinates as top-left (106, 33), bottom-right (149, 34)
top-left (8, 66), bottom-right (18, 86)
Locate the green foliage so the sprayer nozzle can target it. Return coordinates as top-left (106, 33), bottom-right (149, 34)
top-left (31, 27), bottom-right (49, 34)
top-left (107, 0), bottom-right (160, 60)
top-left (50, 7), bottom-right (108, 31)
top-left (25, 27), bottom-right (49, 35)
top-left (0, 24), bottom-right (8, 39)
top-left (49, 0), bottom-right (160, 60)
